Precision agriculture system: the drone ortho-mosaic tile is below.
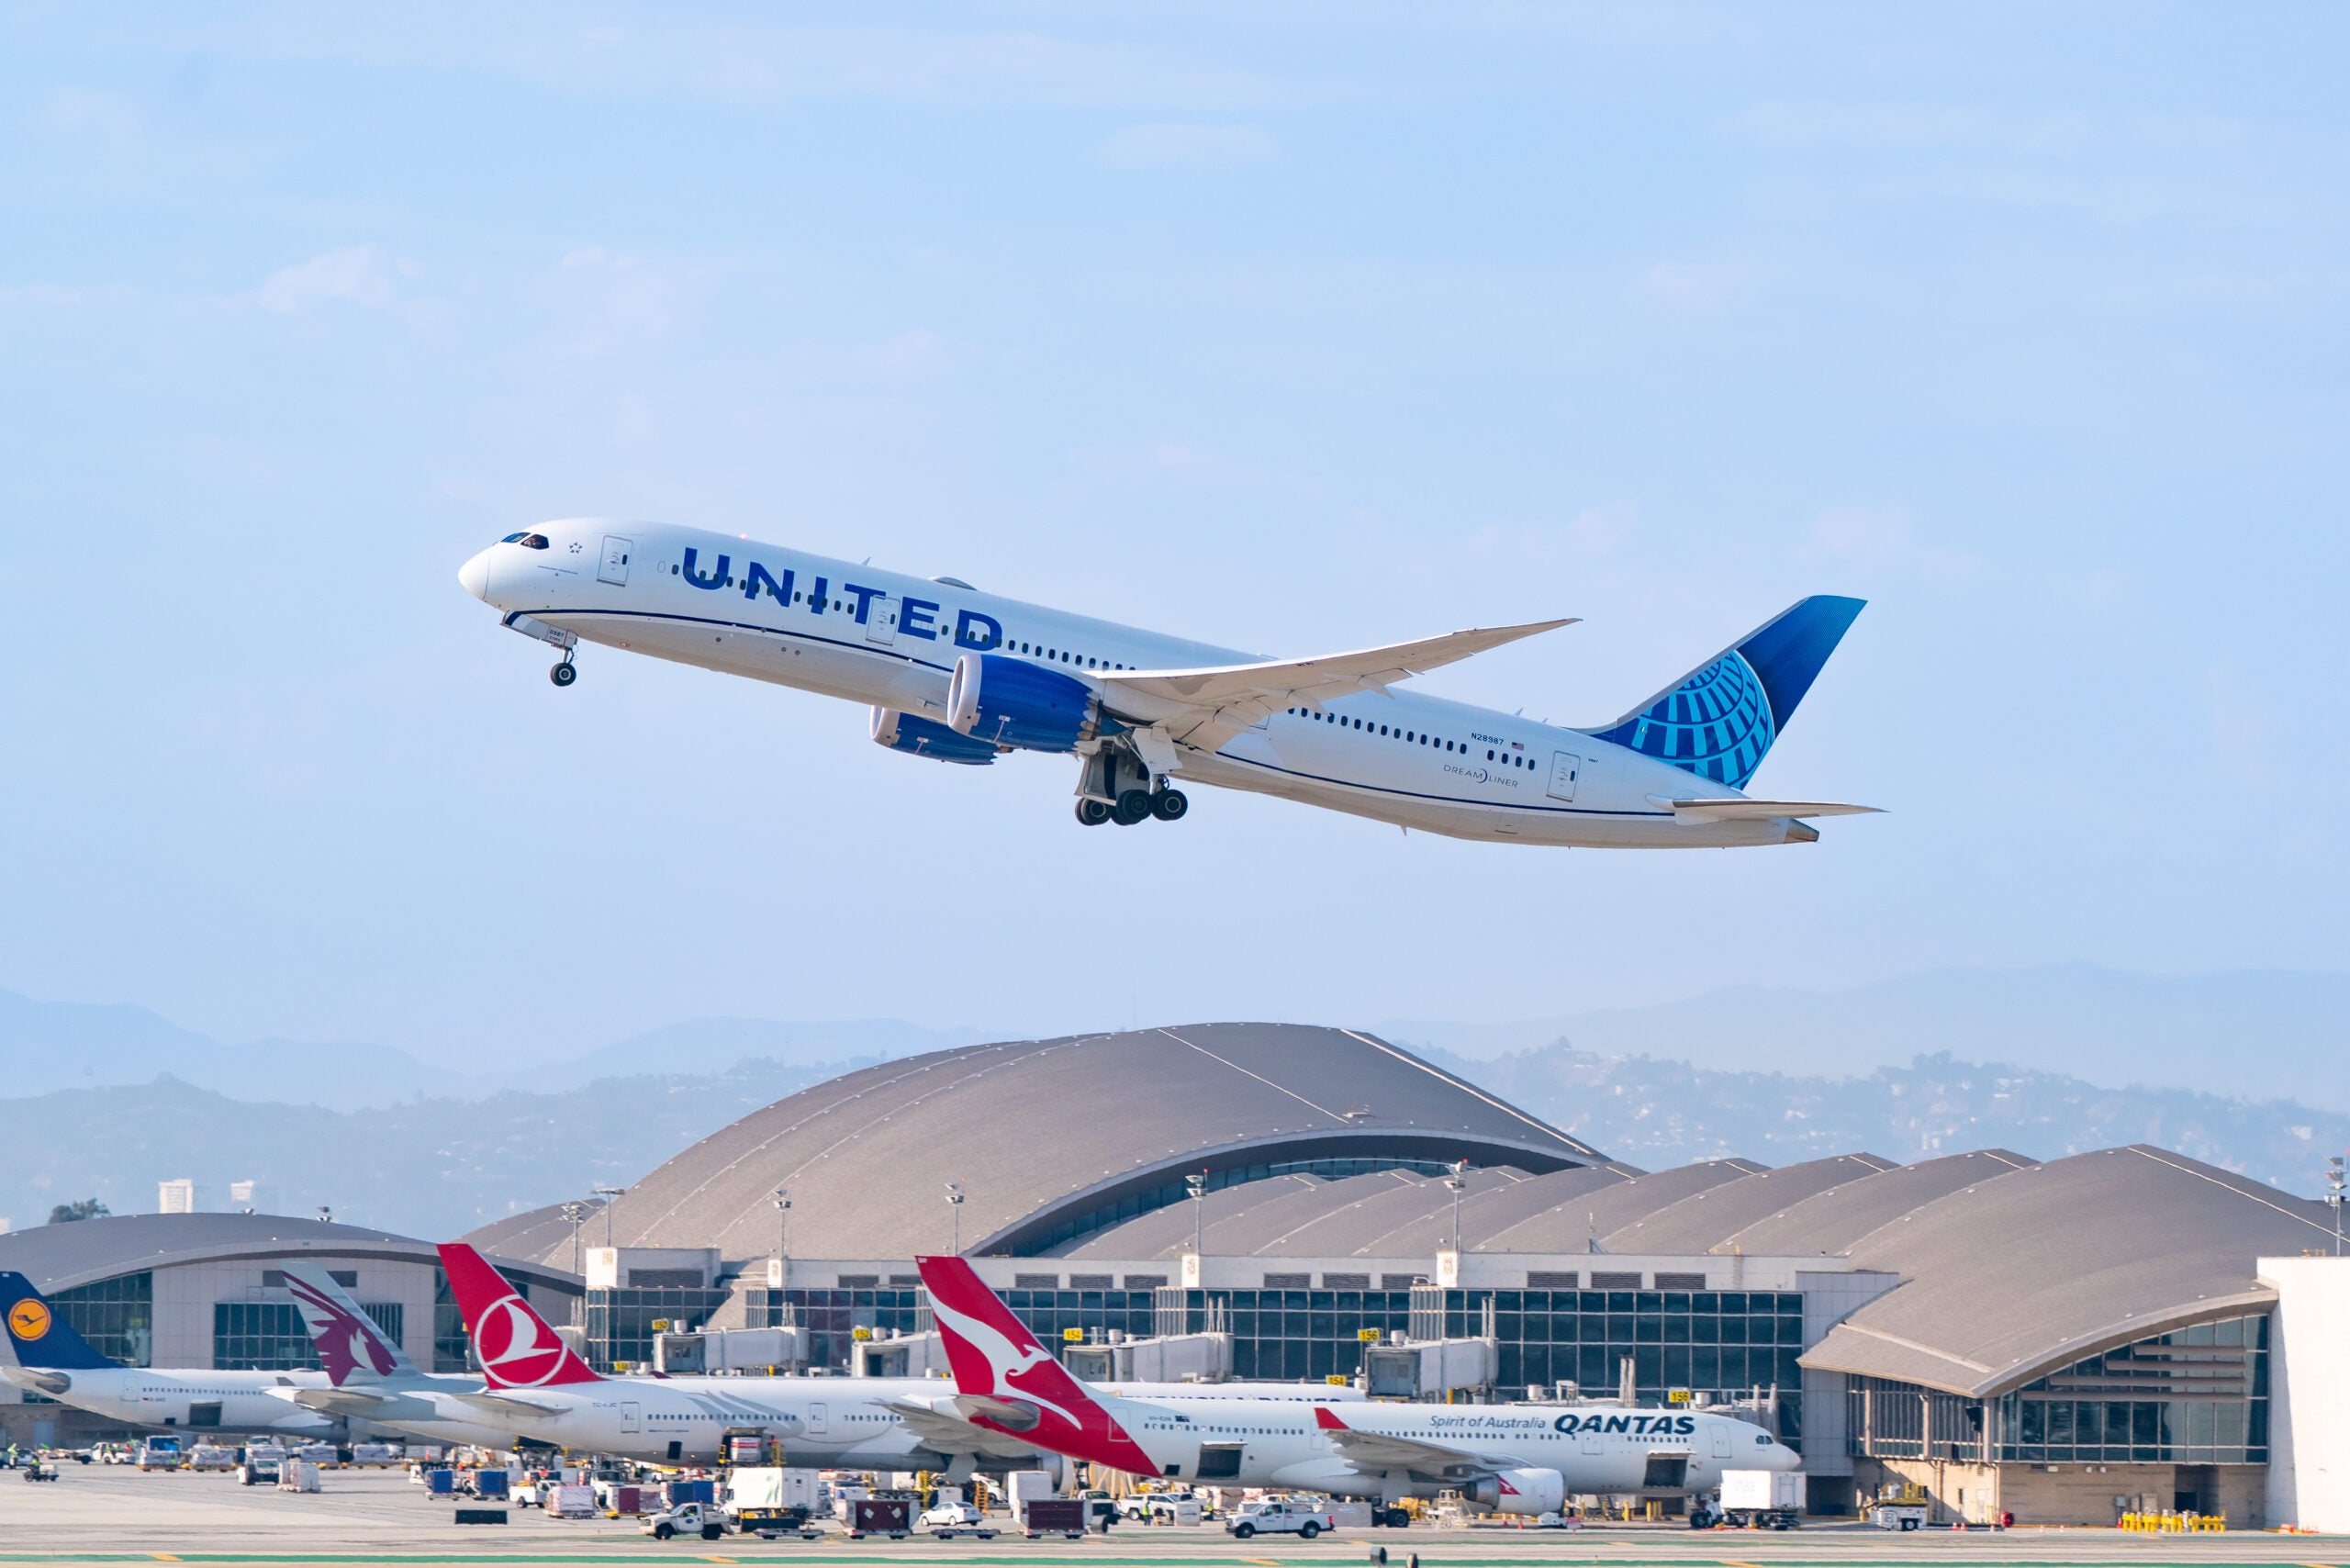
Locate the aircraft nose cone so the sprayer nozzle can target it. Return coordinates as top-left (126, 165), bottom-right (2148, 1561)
top-left (458, 548), bottom-right (491, 602)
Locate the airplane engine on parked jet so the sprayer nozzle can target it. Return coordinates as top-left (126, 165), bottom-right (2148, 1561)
top-left (1466, 1467), bottom-right (1566, 1517)
top-left (871, 707), bottom-right (999, 765)
top-left (946, 654), bottom-right (1101, 753)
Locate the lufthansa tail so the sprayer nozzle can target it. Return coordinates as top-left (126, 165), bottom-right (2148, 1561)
top-left (1588, 595), bottom-right (1865, 789)
top-left (1, 1271), bottom-right (116, 1371)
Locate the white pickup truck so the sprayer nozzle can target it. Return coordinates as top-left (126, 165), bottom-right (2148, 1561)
top-left (643, 1500), bottom-right (729, 1541)
top-left (1226, 1497), bottom-right (1337, 1539)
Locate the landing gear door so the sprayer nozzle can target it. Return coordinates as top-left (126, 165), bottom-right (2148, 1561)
top-left (1547, 751), bottom-right (1581, 801)
top-left (599, 535), bottom-right (633, 587)
top-left (865, 596), bottom-right (897, 646)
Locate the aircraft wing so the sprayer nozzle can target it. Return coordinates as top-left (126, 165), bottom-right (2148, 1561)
top-left (878, 1395), bottom-right (1050, 1459)
top-left (1098, 620), bottom-right (1574, 753)
top-left (1309, 1406), bottom-right (1516, 1483)
top-left (1665, 799), bottom-right (1882, 823)
top-left (449, 1389), bottom-right (576, 1417)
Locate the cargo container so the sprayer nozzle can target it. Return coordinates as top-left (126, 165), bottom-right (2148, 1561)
top-left (472, 1469), bottom-right (510, 1499)
top-left (664, 1478), bottom-right (719, 1508)
top-left (847, 1496), bottom-right (912, 1539)
top-left (277, 1460), bottom-right (322, 1493)
top-left (136, 1437), bottom-right (183, 1471)
top-left (546, 1483), bottom-right (597, 1518)
top-left (726, 1466), bottom-right (820, 1531)
top-left (425, 1469), bottom-right (456, 1495)
top-left (1022, 1498), bottom-right (1087, 1539)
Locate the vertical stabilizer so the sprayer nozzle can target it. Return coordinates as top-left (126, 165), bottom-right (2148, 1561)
top-left (1, 1271), bottom-right (116, 1370)
top-left (435, 1243), bottom-right (603, 1388)
top-left (281, 1263), bottom-right (416, 1385)
top-left (1588, 595), bottom-right (1864, 788)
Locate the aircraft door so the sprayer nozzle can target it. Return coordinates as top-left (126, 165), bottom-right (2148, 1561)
top-left (807, 1401), bottom-right (828, 1437)
top-left (865, 597), bottom-right (896, 646)
top-left (621, 1401), bottom-right (641, 1433)
top-left (599, 535), bottom-right (632, 587)
top-left (1547, 752), bottom-right (1581, 801)
top-left (1710, 1422), bottom-right (1732, 1458)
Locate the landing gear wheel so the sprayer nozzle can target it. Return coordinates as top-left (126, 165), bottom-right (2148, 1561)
top-left (1112, 789), bottom-right (1154, 826)
top-left (1075, 799), bottom-right (1113, 827)
top-left (550, 659), bottom-right (577, 688)
top-left (1149, 788), bottom-right (1188, 822)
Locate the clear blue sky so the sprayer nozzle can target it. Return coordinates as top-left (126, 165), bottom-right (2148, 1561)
top-left (3, 5), bottom-right (2343, 1061)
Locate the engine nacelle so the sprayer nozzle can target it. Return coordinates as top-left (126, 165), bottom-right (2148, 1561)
top-left (946, 653), bottom-right (1098, 753)
top-left (1466, 1467), bottom-right (1565, 1517)
top-left (871, 707), bottom-right (998, 766)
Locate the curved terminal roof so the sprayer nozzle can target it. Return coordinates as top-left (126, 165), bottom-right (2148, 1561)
top-left (1599, 1153), bottom-right (1897, 1253)
top-left (1480, 1159), bottom-right (1769, 1253)
top-left (0, 1213), bottom-right (576, 1295)
top-left (508, 1025), bottom-right (1605, 1267)
top-left (1723, 1148), bottom-right (2035, 1255)
top-left (1801, 1146), bottom-right (2336, 1397)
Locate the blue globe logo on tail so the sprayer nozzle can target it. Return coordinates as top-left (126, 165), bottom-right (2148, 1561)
top-left (1612, 651), bottom-right (1774, 787)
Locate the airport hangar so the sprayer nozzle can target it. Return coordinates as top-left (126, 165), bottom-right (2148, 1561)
top-left (6, 1024), bottom-right (2344, 1529)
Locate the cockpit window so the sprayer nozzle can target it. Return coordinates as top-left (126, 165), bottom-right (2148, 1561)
top-left (499, 532), bottom-right (551, 550)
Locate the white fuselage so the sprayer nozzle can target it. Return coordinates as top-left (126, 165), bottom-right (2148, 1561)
top-left (1109, 1397), bottom-right (1798, 1501)
top-left (462, 521), bottom-right (1806, 847)
top-left (4, 1364), bottom-right (352, 1438)
top-left (457, 1377), bottom-right (1363, 1468)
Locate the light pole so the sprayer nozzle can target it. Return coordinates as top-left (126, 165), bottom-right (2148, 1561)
top-left (592, 1186), bottom-right (626, 1250)
top-left (1185, 1171), bottom-right (1207, 1261)
top-left (316, 1204), bottom-right (332, 1225)
top-left (1444, 1160), bottom-right (1471, 1257)
top-left (945, 1182), bottom-right (965, 1254)
top-left (2328, 1156), bottom-right (2344, 1257)
top-left (562, 1201), bottom-right (590, 1277)
top-left (773, 1187), bottom-right (791, 1265)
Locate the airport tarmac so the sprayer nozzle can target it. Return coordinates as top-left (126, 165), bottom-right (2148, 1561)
top-left (2, 1469), bottom-right (2344, 1568)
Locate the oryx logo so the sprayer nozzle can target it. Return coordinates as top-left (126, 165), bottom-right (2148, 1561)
top-left (284, 1275), bottom-right (397, 1383)
top-left (474, 1294), bottom-right (571, 1388)
top-left (7, 1298), bottom-right (51, 1341)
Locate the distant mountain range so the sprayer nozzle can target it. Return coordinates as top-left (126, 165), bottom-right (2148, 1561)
top-left (1378, 964), bottom-right (2350, 1107)
top-left (2, 966), bottom-right (2344, 1238)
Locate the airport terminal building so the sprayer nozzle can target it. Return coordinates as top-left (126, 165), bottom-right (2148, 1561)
top-left (6, 1025), bottom-right (2344, 1529)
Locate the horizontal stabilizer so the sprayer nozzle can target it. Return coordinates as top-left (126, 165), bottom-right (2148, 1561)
top-left (1102, 619), bottom-right (1574, 751)
top-left (1666, 798), bottom-right (1882, 823)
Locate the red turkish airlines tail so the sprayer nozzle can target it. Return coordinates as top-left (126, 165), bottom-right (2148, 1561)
top-left (914, 1254), bottom-right (1158, 1475)
top-left (436, 1242), bottom-right (603, 1389)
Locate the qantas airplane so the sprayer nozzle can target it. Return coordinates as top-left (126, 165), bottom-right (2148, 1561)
top-left (916, 1255), bottom-right (1797, 1520)
top-left (459, 521), bottom-right (1874, 845)
top-left (1, 1271), bottom-right (358, 1439)
top-left (428, 1244), bottom-right (1360, 1473)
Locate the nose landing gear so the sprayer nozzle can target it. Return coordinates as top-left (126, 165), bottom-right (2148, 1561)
top-left (550, 655), bottom-right (577, 688)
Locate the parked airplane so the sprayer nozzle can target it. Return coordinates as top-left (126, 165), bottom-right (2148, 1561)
top-left (459, 521), bottom-right (1873, 845)
top-left (0, 1271), bottom-right (357, 1439)
top-left (916, 1254), bottom-right (1797, 1520)
top-left (430, 1244), bottom-right (1358, 1472)
top-left (258, 1262), bottom-right (532, 1450)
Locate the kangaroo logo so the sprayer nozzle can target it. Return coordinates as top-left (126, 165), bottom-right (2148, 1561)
top-left (8, 1298), bottom-right (51, 1341)
top-left (475, 1294), bottom-right (569, 1387)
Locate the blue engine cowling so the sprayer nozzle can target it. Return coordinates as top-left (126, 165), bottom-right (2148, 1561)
top-left (870, 707), bottom-right (999, 765)
top-left (946, 654), bottom-right (1098, 753)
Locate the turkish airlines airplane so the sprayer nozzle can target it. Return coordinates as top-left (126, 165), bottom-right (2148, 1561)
top-left (1, 1270), bottom-right (357, 1439)
top-left (916, 1255), bottom-right (1798, 1520)
top-left (430, 1243), bottom-right (1360, 1473)
top-left (459, 521), bottom-right (1874, 844)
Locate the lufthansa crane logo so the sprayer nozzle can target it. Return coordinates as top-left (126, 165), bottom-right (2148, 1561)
top-left (474, 1294), bottom-right (568, 1387)
top-left (8, 1298), bottom-right (51, 1341)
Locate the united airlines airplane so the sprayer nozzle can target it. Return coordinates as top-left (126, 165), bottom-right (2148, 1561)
top-left (459, 521), bottom-right (1875, 845)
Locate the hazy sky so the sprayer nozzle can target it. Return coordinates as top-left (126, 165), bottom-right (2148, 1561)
top-left (4, 5), bottom-right (2344, 1062)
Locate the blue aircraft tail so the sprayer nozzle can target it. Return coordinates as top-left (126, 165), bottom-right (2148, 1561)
top-left (1, 1271), bottom-right (117, 1369)
top-left (1587, 596), bottom-right (1864, 789)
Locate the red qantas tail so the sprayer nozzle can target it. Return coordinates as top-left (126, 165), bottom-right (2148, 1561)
top-left (914, 1254), bottom-right (1158, 1475)
top-left (436, 1242), bottom-right (602, 1389)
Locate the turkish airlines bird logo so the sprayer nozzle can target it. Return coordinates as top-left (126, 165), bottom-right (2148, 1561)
top-left (475, 1294), bottom-right (573, 1388)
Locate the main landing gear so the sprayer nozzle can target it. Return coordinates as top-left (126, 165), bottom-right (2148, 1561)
top-left (1074, 788), bottom-right (1187, 828)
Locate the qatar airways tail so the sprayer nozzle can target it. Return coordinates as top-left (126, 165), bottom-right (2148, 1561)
top-left (459, 521), bottom-right (1876, 847)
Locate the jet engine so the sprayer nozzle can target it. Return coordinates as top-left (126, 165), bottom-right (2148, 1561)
top-left (945, 653), bottom-right (1100, 752)
top-left (1466, 1467), bottom-right (1566, 1517)
top-left (871, 707), bottom-right (999, 765)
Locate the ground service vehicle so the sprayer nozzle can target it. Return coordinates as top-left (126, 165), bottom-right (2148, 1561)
top-left (1227, 1497), bottom-right (1337, 1539)
top-left (136, 1438), bottom-right (182, 1471)
top-left (237, 1445), bottom-right (286, 1486)
top-left (921, 1500), bottom-right (999, 1538)
top-left (1863, 1484), bottom-right (1931, 1531)
top-left (21, 1462), bottom-right (59, 1483)
top-left (727, 1467), bottom-right (822, 1538)
top-left (1021, 1498), bottom-right (1086, 1540)
top-left (1713, 1469), bottom-right (1803, 1529)
top-left (643, 1500), bottom-right (728, 1541)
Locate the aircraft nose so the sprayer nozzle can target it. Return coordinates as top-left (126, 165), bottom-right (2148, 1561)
top-left (459, 548), bottom-right (492, 602)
